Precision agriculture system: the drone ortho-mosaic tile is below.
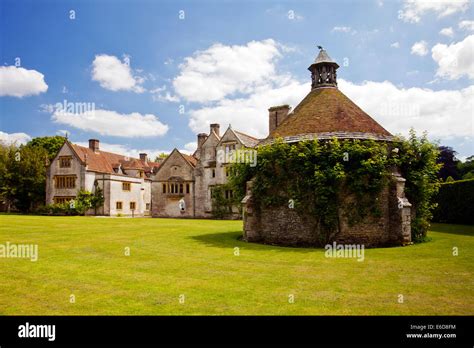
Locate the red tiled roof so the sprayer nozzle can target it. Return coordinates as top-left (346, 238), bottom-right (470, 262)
top-left (70, 143), bottom-right (161, 175)
top-left (182, 153), bottom-right (198, 167)
top-left (268, 87), bottom-right (391, 139)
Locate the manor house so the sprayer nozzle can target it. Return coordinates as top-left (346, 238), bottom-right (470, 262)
top-left (46, 124), bottom-right (258, 218)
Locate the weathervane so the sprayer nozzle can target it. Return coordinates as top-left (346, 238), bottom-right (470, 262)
top-left (317, 45), bottom-right (323, 50)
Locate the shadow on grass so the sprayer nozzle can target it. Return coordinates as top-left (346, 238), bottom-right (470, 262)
top-left (430, 223), bottom-right (474, 236)
top-left (190, 231), bottom-right (320, 253)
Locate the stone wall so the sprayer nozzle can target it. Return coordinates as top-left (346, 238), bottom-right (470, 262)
top-left (242, 173), bottom-right (412, 247)
top-left (151, 150), bottom-right (195, 218)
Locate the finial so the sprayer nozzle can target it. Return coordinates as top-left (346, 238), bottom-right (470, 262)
top-left (317, 45), bottom-right (323, 50)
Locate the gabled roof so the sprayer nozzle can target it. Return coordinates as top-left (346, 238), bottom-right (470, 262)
top-left (201, 128), bottom-right (221, 148)
top-left (267, 87), bottom-right (391, 141)
top-left (216, 126), bottom-right (260, 148)
top-left (182, 153), bottom-right (198, 167)
top-left (233, 130), bottom-right (260, 148)
top-left (69, 143), bottom-right (161, 175)
top-left (156, 148), bottom-right (197, 172)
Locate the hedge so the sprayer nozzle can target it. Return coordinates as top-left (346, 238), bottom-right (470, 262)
top-left (432, 179), bottom-right (474, 224)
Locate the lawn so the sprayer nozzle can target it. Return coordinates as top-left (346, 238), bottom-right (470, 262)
top-left (0, 214), bottom-right (472, 315)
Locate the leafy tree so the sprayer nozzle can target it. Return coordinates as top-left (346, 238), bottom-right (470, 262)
top-left (437, 146), bottom-right (460, 181)
top-left (154, 152), bottom-right (168, 162)
top-left (0, 142), bottom-right (49, 212)
top-left (458, 155), bottom-right (474, 180)
top-left (27, 136), bottom-right (65, 160)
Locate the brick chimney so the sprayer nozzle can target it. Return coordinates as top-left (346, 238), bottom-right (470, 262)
top-left (210, 123), bottom-right (220, 137)
top-left (139, 153), bottom-right (148, 162)
top-left (89, 139), bottom-right (100, 153)
top-left (268, 105), bottom-right (291, 134)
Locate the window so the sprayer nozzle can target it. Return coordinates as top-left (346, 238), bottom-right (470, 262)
top-left (146, 203), bottom-right (150, 210)
top-left (54, 175), bottom-right (76, 189)
top-left (212, 169), bottom-right (216, 178)
top-left (54, 196), bottom-right (75, 204)
top-left (122, 182), bottom-right (131, 191)
top-left (225, 144), bottom-right (236, 153)
top-left (59, 156), bottom-right (72, 168)
top-left (179, 184), bottom-right (183, 194)
top-left (225, 167), bottom-right (230, 177)
top-left (116, 201), bottom-right (123, 210)
top-left (162, 183), bottom-right (166, 193)
top-left (186, 183), bottom-right (190, 194)
top-left (130, 202), bottom-right (136, 210)
top-left (225, 190), bottom-right (234, 199)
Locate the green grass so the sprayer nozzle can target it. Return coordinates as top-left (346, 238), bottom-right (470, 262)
top-left (0, 214), bottom-right (472, 315)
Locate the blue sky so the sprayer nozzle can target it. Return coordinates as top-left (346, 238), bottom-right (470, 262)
top-left (0, 0), bottom-right (473, 159)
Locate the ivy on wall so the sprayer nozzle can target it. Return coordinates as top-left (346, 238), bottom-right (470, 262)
top-left (228, 130), bottom-right (441, 243)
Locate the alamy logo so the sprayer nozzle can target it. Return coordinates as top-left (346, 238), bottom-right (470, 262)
top-left (324, 242), bottom-right (365, 262)
top-left (18, 322), bottom-right (55, 341)
top-left (0, 242), bottom-right (38, 262)
top-left (54, 99), bottom-right (95, 117)
top-left (216, 148), bottom-right (257, 167)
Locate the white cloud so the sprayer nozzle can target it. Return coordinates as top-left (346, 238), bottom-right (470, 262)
top-left (432, 35), bottom-right (474, 79)
top-left (181, 142), bottom-right (197, 155)
top-left (0, 131), bottom-right (31, 145)
top-left (92, 54), bottom-right (145, 93)
top-left (439, 27), bottom-right (454, 37)
top-left (399, 0), bottom-right (470, 23)
top-left (459, 20), bottom-right (474, 31)
top-left (390, 42), bottom-right (400, 48)
top-left (338, 79), bottom-right (474, 139)
top-left (52, 109), bottom-right (169, 137)
top-left (411, 40), bottom-right (429, 56)
top-left (176, 38), bottom-right (473, 146)
top-left (173, 39), bottom-right (283, 103)
top-left (188, 80), bottom-right (309, 138)
top-left (150, 86), bottom-right (179, 102)
top-left (0, 66), bottom-right (48, 97)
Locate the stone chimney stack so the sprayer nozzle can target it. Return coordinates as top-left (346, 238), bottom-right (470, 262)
top-left (89, 139), bottom-right (100, 153)
top-left (139, 153), bottom-right (148, 162)
top-left (210, 123), bottom-right (220, 137)
top-left (268, 105), bottom-right (291, 134)
top-left (197, 133), bottom-right (208, 149)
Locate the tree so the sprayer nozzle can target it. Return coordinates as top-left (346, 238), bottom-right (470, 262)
top-left (458, 155), bottom-right (474, 180)
top-left (0, 143), bottom-right (19, 212)
top-left (27, 136), bottom-right (65, 160)
top-left (437, 146), bottom-right (460, 181)
top-left (154, 152), bottom-right (168, 162)
top-left (0, 142), bottom-right (49, 212)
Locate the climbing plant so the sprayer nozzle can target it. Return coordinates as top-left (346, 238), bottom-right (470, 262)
top-left (229, 130), bottom-right (441, 244)
top-left (392, 130), bottom-right (442, 242)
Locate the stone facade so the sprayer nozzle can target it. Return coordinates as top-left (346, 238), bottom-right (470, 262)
top-left (46, 140), bottom-right (156, 217)
top-left (242, 174), bottom-right (412, 248)
top-left (151, 124), bottom-right (258, 218)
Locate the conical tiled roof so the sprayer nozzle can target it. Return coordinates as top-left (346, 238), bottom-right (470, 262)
top-left (313, 49), bottom-right (339, 67)
top-left (266, 87), bottom-right (392, 141)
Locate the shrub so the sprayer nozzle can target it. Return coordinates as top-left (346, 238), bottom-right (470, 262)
top-left (432, 179), bottom-right (474, 224)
